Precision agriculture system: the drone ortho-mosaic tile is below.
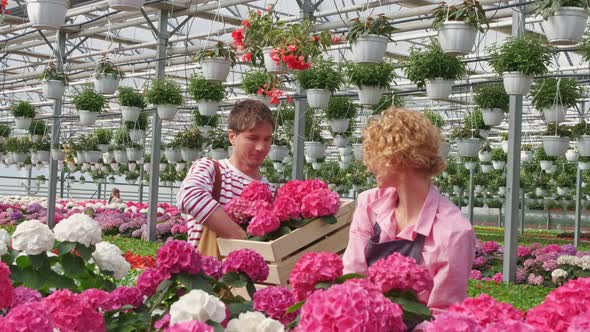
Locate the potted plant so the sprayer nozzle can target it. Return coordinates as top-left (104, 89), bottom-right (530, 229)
top-left (175, 127), bottom-right (204, 162)
top-left (145, 78), bottom-right (183, 120)
top-left (403, 42), bottom-right (465, 100)
top-left (372, 94), bottom-right (404, 116)
top-left (487, 37), bottom-right (553, 95)
top-left (32, 138), bottom-right (51, 162)
top-left (112, 129), bottom-right (130, 164)
top-left (117, 87), bottom-right (145, 122)
top-left (542, 123), bottom-right (571, 157)
top-left (473, 84), bottom-right (509, 126)
top-left (51, 143), bottom-right (66, 161)
top-left (36, 175), bottom-right (47, 185)
top-left (473, 172), bottom-right (487, 193)
top-left (188, 75), bottom-right (225, 116)
top-left (432, 0), bottom-right (489, 55)
top-left (491, 147), bottom-right (507, 170)
top-left (72, 88), bottom-right (107, 125)
top-left (535, 146), bottom-right (557, 170)
top-left (207, 128), bottom-right (230, 160)
top-left (521, 144), bottom-right (534, 162)
top-left (126, 111), bottom-right (149, 143)
top-left (125, 143), bottom-right (144, 162)
top-left (324, 97), bottom-right (358, 133)
top-left (5, 137), bottom-right (32, 164)
top-left (194, 41), bottom-right (237, 82)
top-left (297, 60), bottom-right (343, 109)
top-left (304, 118), bottom-right (326, 161)
top-left (565, 149), bottom-right (579, 162)
top-left (572, 121), bottom-right (590, 156)
top-left (93, 128), bottom-right (113, 152)
top-left (241, 69), bottom-right (281, 106)
top-left (40, 62), bottom-right (67, 99)
top-left (555, 172), bottom-right (573, 196)
top-left (108, 0), bottom-right (144, 11)
top-left (93, 57), bottom-right (123, 95)
top-left (28, 120), bottom-right (49, 143)
top-left (345, 61), bottom-right (396, 105)
top-left (530, 78), bottom-right (582, 124)
top-left (347, 15), bottom-right (396, 63)
top-left (451, 127), bottom-right (481, 158)
top-left (463, 109), bottom-right (491, 138)
top-left (10, 101), bottom-right (36, 130)
top-left (192, 111), bottom-right (220, 138)
top-left (478, 143), bottom-right (492, 162)
top-left (26, 0), bottom-right (68, 29)
top-left (534, 0), bottom-right (589, 44)
top-left (579, 155), bottom-right (590, 170)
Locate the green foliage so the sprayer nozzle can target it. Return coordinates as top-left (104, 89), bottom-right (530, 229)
top-left (39, 62), bottom-right (66, 82)
top-left (93, 128), bottom-right (113, 145)
top-left (94, 57), bottom-right (123, 79)
top-left (467, 280), bottom-right (550, 311)
top-left (579, 30), bottom-right (590, 63)
top-left (432, 0), bottom-right (489, 32)
top-left (346, 15), bottom-right (397, 43)
top-left (345, 62), bottom-right (397, 88)
top-left (555, 171), bottom-right (574, 187)
top-left (544, 123), bottom-right (572, 137)
top-left (126, 111), bottom-right (149, 131)
top-left (533, 0), bottom-right (588, 19)
top-left (112, 128), bottom-right (130, 146)
top-left (240, 5), bottom-right (285, 65)
top-left (534, 146), bottom-right (557, 161)
top-left (192, 110), bottom-right (220, 127)
top-left (372, 95), bottom-right (404, 115)
top-left (403, 42), bottom-right (465, 88)
top-left (72, 88), bottom-right (107, 113)
top-left (0, 123), bottom-right (10, 138)
top-left (28, 120), bottom-right (49, 136)
top-left (473, 84), bottom-right (509, 112)
top-left (491, 147), bottom-right (507, 161)
top-left (5, 137), bottom-right (32, 153)
top-left (10, 101), bottom-right (36, 118)
top-left (207, 128), bottom-right (230, 149)
top-left (32, 138), bottom-right (51, 151)
top-left (297, 60), bottom-right (343, 92)
top-left (424, 109), bottom-right (445, 128)
top-left (324, 97), bottom-right (357, 120)
top-left (117, 87), bottom-right (146, 108)
top-left (571, 121), bottom-right (590, 137)
top-left (145, 79), bottom-right (183, 106)
top-left (487, 37), bottom-right (553, 76)
top-left (188, 75), bottom-right (225, 102)
top-left (241, 70), bottom-right (278, 95)
top-left (275, 102), bottom-right (295, 127)
top-left (463, 109), bottom-right (490, 131)
top-left (193, 41), bottom-right (237, 66)
top-left (175, 127), bottom-right (204, 150)
top-left (530, 78), bottom-right (583, 110)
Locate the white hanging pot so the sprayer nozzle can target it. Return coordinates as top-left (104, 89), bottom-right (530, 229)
top-left (339, 161), bottom-right (351, 170)
top-left (311, 162), bottom-right (322, 170)
top-left (36, 150), bottom-right (50, 162)
top-left (98, 144), bottom-right (109, 153)
top-left (128, 129), bottom-right (145, 143)
top-left (263, 47), bottom-right (286, 73)
top-left (143, 162), bottom-right (151, 172)
top-left (578, 136), bottom-right (590, 156)
top-left (424, 78), bottom-right (453, 100)
top-left (333, 135), bottom-right (349, 148)
top-left (127, 179), bottom-right (137, 185)
top-left (86, 151), bottom-right (102, 163)
top-left (440, 141), bottom-right (450, 159)
top-left (108, 0), bottom-right (144, 11)
top-left (464, 161), bottom-right (477, 170)
top-left (211, 148), bottom-right (228, 160)
top-left (200, 57), bottom-right (231, 82)
top-left (26, 0), bottom-right (68, 29)
top-left (121, 106), bottom-right (141, 122)
top-left (543, 7), bottom-right (589, 45)
top-left (358, 85), bottom-right (385, 105)
top-left (566, 149), bottom-right (580, 162)
top-left (126, 148), bottom-right (144, 161)
top-left (542, 136), bottom-right (570, 156)
top-left (304, 141), bottom-right (326, 159)
top-left (180, 148), bottom-right (200, 162)
top-left (350, 34), bottom-right (389, 63)
top-left (453, 186), bottom-right (463, 194)
top-left (456, 138), bottom-right (481, 157)
top-left (339, 146), bottom-right (352, 157)
top-left (156, 104), bottom-right (178, 120)
top-left (329, 118), bottom-right (350, 133)
top-left (542, 105), bottom-right (567, 124)
top-left (164, 148), bottom-right (181, 163)
top-left (14, 117), bottom-right (33, 130)
top-left (492, 160), bottom-right (506, 170)
top-left (557, 187), bottom-right (570, 196)
top-left (114, 150), bottom-right (128, 164)
top-left (249, 94), bottom-right (271, 108)
top-left (521, 150), bottom-right (534, 162)
top-left (42, 80), bottom-right (65, 99)
top-left (540, 160), bottom-right (554, 170)
top-left (11, 152), bottom-right (27, 164)
top-left (535, 187), bottom-right (546, 196)
top-left (437, 21), bottom-right (478, 56)
top-left (579, 161), bottom-right (590, 170)
top-left (498, 187), bottom-right (506, 196)
top-left (79, 111), bottom-right (98, 125)
top-left (475, 185), bottom-right (484, 193)
top-left (196, 100), bottom-right (220, 116)
top-left (93, 74), bottom-right (120, 95)
top-left (175, 162), bottom-right (186, 173)
top-left (481, 109), bottom-right (505, 127)
top-left (503, 72), bottom-right (533, 95)
top-left (269, 145), bottom-right (288, 162)
top-left (51, 149), bottom-right (65, 161)
top-left (502, 141), bottom-right (509, 154)
top-left (352, 143), bottom-right (363, 161)
top-left (478, 151), bottom-right (492, 163)
top-left (306, 89), bottom-right (331, 109)
top-left (159, 163), bottom-right (168, 172)
top-left (481, 164), bottom-right (493, 173)
top-left (199, 125), bottom-right (213, 138)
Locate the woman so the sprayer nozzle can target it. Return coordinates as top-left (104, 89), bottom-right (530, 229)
top-left (342, 108), bottom-right (475, 316)
top-left (108, 188), bottom-right (123, 204)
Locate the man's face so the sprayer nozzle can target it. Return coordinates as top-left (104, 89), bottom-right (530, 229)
top-left (228, 122), bottom-right (273, 168)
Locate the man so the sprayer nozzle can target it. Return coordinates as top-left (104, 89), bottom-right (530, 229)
top-left (177, 99), bottom-right (275, 255)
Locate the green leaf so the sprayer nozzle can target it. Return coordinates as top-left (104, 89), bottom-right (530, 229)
top-left (206, 320), bottom-right (225, 332)
top-left (335, 273), bottom-right (364, 283)
top-left (177, 273), bottom-right (215, 295)
top-left (15, 255), bottom-right (31, 269)
top-left (246, 281), bottom-right (257, 299)
top-left (11, 266), bottom-right (46, 290)
top-left (314, 281), bottom-right (331, 289)
top-left (287, 315), bottom-right (301, 330)
top-left (45, 270), bottom-right (78, 291)
top-left (29, 252), bottom-right (49, 270)
top-left (220, 271), bottom-right (248, 288)
top-left (228, 302), bottom-right (253, 317)
top-left (55, 241), bottom-right (77, 256)
top-left (286, 300), bottom-right (305, 314)
top-left (61, 253), bottom-right (85, 277)
top-left (75, 243), bottom-right (95, 261)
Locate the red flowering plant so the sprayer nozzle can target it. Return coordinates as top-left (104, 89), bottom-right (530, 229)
top-left (0, 0), bottom-right (9, 16)
top-left (241, 69), bottom-right (284, 105)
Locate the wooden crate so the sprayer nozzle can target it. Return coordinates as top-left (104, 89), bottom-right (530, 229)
top-left (217, 200), bottom-right (354, 285)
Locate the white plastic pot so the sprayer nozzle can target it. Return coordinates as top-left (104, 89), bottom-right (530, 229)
top-left (579, 161), bottom-right (590, 170)
top-left (36, 150), bottom-right (50, 163)
top-left (196, 100), bottom-right (220, 116)
top-left (464, 161), bottom-right (477, 170)
top-left (121, 106), bottom-right (141, 122)
top-left (126, 148), bottom-right (144, 161)
top-left (156, 104), bottom-right (178, 120)
top-left (542, 136), bottom-right (570, 156)
top-left (557, 187), bottom-right (570, 196)
top-left (521, 150), bottom-right (534, 162)
top-left (143, 163), bottom-right (151, 172)
top-left (79, 111), bottom-right (98, 125)
top-left (481, 108), bottom-right (505, 127)
top-left (542, 105), bottom-right (567, 124)
top-left (269, 145), bottom-right (289, 162)
top-left (98, 144), bottom-right (109, 153)
top-left (478, 151), bottom-right (492, 163)
top-left (578, 136), bottom-right (590, 156)
top-left (503, 72), bottom-right (533, 95)
top-left (306, 89), bottom-right (331, 109)
top-left (304, 141), bottom-right (326, 159)
top-left (85, 151), bottom-right (102, 163)
top-left (329, 118), bottom-right (350, 133)
top-left (481, 164), bottom-right (493, 173)
top-left (339, 146), bottom-right (352, 157)
top-left (502, 141), bottom-right (509, 154)
top-left (492, 160), bottom-right (506, 170)
top-left (543, 7), bottom-right (589, 45)
top-left (263, 47), bottom-right (286, 73)
top-left (350, 34), bottom-right (389, 63)
top-left (164, 148), bottom-right (181, 163)
top-left (352, 143), bottom-right (363, 161)
top-left (93, 73), bottom-right (119, 95)
top-left (42, 80), bottom-right (65, 99)
top-left (333, 135), bottom-right (349, 148)
top-left (424, 78), bottom-right (453, 100)
top-left (26, 0), bottom-right (68, 29)
top-left (128, 129), bottom-right (145, 143)
top-left (14, 117), bottom-right (33, 130)
top-left (440, 141), bottom-right (450, 159)
top-left (11, 152), bottom-right (27, 164)
top-left (540, 160), bottom-right (554, 170)
top-left (51, 149), bottom-right (65, 161)
top-left (456, 138), bottom-right (481, 157)
top-left (358, 85), bottom-right (385, 105)
top-left (211, 148), bottom-right (227, 160)
top-left (200, 57), bottom-right (231, 82)
top-left (566, 149), bottom-right (580, 162)
top-left (108, 0), bottom-right (144, 11)
top-left (114, 150), bottom-right (128, 164)
top-left (181, 148), bottom-right (200, 162)
top-left (535, 187), bottom-right (546, 196)
top-left (437, 21), bottom-right (478, 56)
top-left (159, 163), bottom-right (168, 172)
top-left (499, 187), bottom-right (506, 196)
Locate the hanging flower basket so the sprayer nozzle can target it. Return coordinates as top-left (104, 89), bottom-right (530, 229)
top-left (164, 148), bottom-right (181, 163)
top-left (306, 89), bottom-right (331, 109)
top-left (542, 105), bottom-right (567, 124)
top-left (108, 0), bottom-right (144, 11)
top-left (481, 109), bottom-right (505, 126)
top-left (439, 141), bottom-right (450, 158)
top-left (93, 73), bottom-right (120, 95)
top-left (540, 160), bottom-right (554, 170)
top-left (180, 148), bottom-right (200, 162)
top-left (14, 117), bottom-right (33, 130)
top-left (492, 160), bottom-right (506, 170)
top-left (84, 151), bottom-right (102, 163)
top-left (156, 104), bottom-right (178, 120)
top-left (478, 151), bottom-right (491, 162)
top-left (565, 149), bottom-right (579, 162)
top-left (464, 161), bottom-right (477, 170)
top-left (128, 129), bottom-right (145, 143)
top-left (51, 149), bottom-right (65, 161)
top-left (357, 86), bottom-right (385, 105)
top-left (126, 148), bottom-right (144, 161)
top-left (200, 58), bottom-right (232, 82)
top-left (503, 72), bottom-right (533, 95)
top-left (502, 141), bottom-right (509, 153)
top-left (543, 7), bottom-right (589, 45)
top-left (263, 47), bottom-right (287, 73)
top-left (437, 21), bottom-right (477, 56)
top-left (121, 106), bottom-right (141, 122)
top-left (113, 150), bottom-right (128, 164)
top-left (26, 0), bottom-right (68, 29)
top-left (456, 138), bottom-right (481, 157)
top-left (211, 148), bottom-right (228, 160)
top-left (329, 119), bottom-right (350, 133)
top-left (304, 141), bottom-right (326, 159)
top-left (557, 187), bottom-right (570, 196)
top-left (521, 150), bottom-right (534, 162)
top-left (542, 136), bottom-right (570, 156)
top-left (351, 35), bottom-right (389, 63)
top-left (578, 135), bottom-right (590, 156)
top-left (269, 145), bottom-right (288, 162)
top-left (333, 135), bottom-right (349, 148)
top-left (579, 161), bottom-right (590, 170)
top-left (425, 78), bottom-right (453, 100)
top-left (196, 100), bottom-right (219, 116)
top-left (42, 80), bottom-right (65, 99)
top-left (79, 111), bottom-right (98, 126)
top-left (481, 163), bottom-right (492, 173)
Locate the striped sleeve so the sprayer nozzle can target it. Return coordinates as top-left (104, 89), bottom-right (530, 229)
top-left (176, 158), bottom-right (220, 225)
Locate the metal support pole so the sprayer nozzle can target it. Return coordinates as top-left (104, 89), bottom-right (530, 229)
top-left (468, 168), bottom-right (474, 224)
top-left (60, 169), bottom-right (64, 199)
top-left (46, 31), bottom-right (66, 229)
top-left (498, 206), bottom-right (502, 227)
top-left (503, 2), bottom-right (525, 283)
top-left (138, 164), bottom-right (145, 203)
top-left (547, 210), bottom-right (551, 229)
top-left (146, 9), bottom-right (168, 242)
top-left (575, 166), bottom-right (582, 247)
top-left (521, 190), bottom-right (526, 236)
top-left (97, 182), bottom-right (102, 200)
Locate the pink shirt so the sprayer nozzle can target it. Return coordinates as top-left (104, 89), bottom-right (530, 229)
top-left (342, 185), bottom-right (476, 314)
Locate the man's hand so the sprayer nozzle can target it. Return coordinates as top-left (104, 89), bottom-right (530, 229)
top-left (202, 207), bottom-right (247, 239)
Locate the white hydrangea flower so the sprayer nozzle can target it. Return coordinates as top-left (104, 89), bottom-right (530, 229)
top-left (0, 241), bottom-right (7, 256)
top-left (577, 256), bottom-right (590, 270)
top-left (54, 213), bottom-right (102, 247)
top-left (140, 208), bottom-right (148, 214)
top-left (11, 220), bottom-right (55, 255)
top-left (557, 255), bottom-right (578, 266)
top-left (66, 202), bottom-right (75, 208)
top-left (225, 312), bottom-right (285, 332)
top-left (0, 228), bottom-right (10, 247)
top-left (157, 207), bottom-right (165, 214)
top-left (169, 289), bottom-right (226, 325)
top-left (551, 268), bottom-right (568, 282)
top-left (91, 242), bottom-right (130, 279)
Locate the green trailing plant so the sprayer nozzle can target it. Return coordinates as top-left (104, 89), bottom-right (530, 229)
top-left (463, 109), bottom-right (490, 131)
top-left (432, 0), bottom-right (489, 32)
top-left (175, 127), bottom-right (204, 150)
top-left (39, 62), bottom-right (66, 83)
top-left (424, 109), bottom-right (445, 128)
top-left (72, 88), bottom-right (107, 112)
top-left (94, 57), bottom-right (123, 79)
top-left (192, 111), bottom-right (220, 128)
top-left (117, 87), bottom-right (146, 109)
top-left (207, 128), bottom-right (230, 149)
top-left (194, 41), bottom-right (237, 66)
top-left (491, 147), bottom-right (507, 161)
top-left (126, 172), bottom-right (139, 181)
top-left (533, 0), bottom-right (588, 19)
top-left (544, 123), bottom-right (572, 137)
top-left (241, 70), bottom-right (278, 95)
top-left (522, 144), bottom-right (534, 151)
top-left (571, 121), bottom-right (590, 137)
top-left (345, 62), bottom-right (396, 88)
top-left (403, 42), bottom-right (465, 88)
top-left (556, 172), bottom-right (574, 187)
top-left (372, 95), bottom-right (404, 115)
top-left (10, 101), bottom-right (36, 118)
top-left (579, 30), bottom-right (590, 63)
top-left (32, 138), bottom-right (51, 152)
top-left (188, 75), bottom-right (226, 102)
top-left (275, 102), bottom-right (295, 127)
top-left (28, 120), bottom-right (49, 136)
top-left (530, 78), bottom-right (583, 111)
top-left (0, 124), bottom-right (10, 138)
top-left (93, 129), bottom-right (113, 145)
top-left (78, 135), bottom-right (99, 151)
top-left (535, 146), bottom-right (557, 161)
top-left (5, 137), bottom-right (32, 153)
top-left (473, 84), bottom-right (509, 112)
top-left (112, 128), bottom-right (130, 147)
top-left (346, 15), bottom-right (397, 43)
top-left (145, 79), bottom-right (183, 106)
top-left (473, 172), bottom-right (488, 186)
top-left (450, 127), bottom-right (481, 140)
top-left (487, 38), bottom-right (553, 76)
top-left (272, 19), bottom-right (332, 67)
top-left (324, 97), bottom-right (358, 120)
top-left (297, 60), bottom-right (343, 92)
top-left (126, 111), bottom-right (149, 131)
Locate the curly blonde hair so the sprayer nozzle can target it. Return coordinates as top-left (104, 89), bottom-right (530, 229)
top-left (362, 107), bottom-right (446, 177)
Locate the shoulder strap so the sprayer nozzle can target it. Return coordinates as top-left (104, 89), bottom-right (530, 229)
top-left (209, 158), bottom-right (222, 201)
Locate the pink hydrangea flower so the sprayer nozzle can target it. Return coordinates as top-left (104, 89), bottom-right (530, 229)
top-left (241, 181), bottom-right (273, 202)
top-left (518, 246), bottom-right (532, 257)
top-left (201, 256), bottom-right (222, 279)
top-left (542, 260), bottom-right (559, 272)
top-left (221, 249), bottom-right (269, 283)
top-left (43, 289), bottom-right (106, 332)
top-left (0, 262), bottom-right (15, 311)
top-left (165, 320), bottom-right (214, 332)
top-left (295, 279), bottom-right (406, 332)
top-left (300, 189), bottom-right (340, 218)
top-left (296, 179), bottom-right (329, 200)
top-left (527, 274), bottom-right (544, 286)
top-left (470, 270), bottom-right (483, 280)
top-left (11, 286), bottom-right (42, 308)
top-left (104, 286), bottom-right (143, 311)
top-left (79, 288), bottom-right (110, 311)
top-left (244, 199), bottom-right (273, 217)
top-left (253, 286), bottom-right (298, 325)
top-left (137, 267), bottom-right (171, 298)
top-left (156, 240), bottom-right (202, 275)
top-left (247, 210), bottom-right (280, 236)
top-left (368, 252), bottom-right (433, 295)
top-left (424, 311), bottom-right (482, 332)
top-left (448, 294), bottom-right (523, 327)
top-left (483, 319), bottom-right (540, 332)
top-left (154, 313), bottom-right (171, 330)
top-left (542, 244), bottom-right (563, 254)
top-left (276, 180), bottom-right (305, 202)
top-left (568, 310), bottom-right (590, 332)
top-left (491, 273), bottom-right (503, 283)
top-left (482, 241), bottom-right (500, 254)
top-left (223, 197), bottom-right (255, 224)
top-left (289, 252), bottom-right (343, 301)
top-left (1, 301), bottom-right (55, 331)
top-left (473, 256), bottom-right (485, 267)
top-left (272, 195), bottom-right (300, 221)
